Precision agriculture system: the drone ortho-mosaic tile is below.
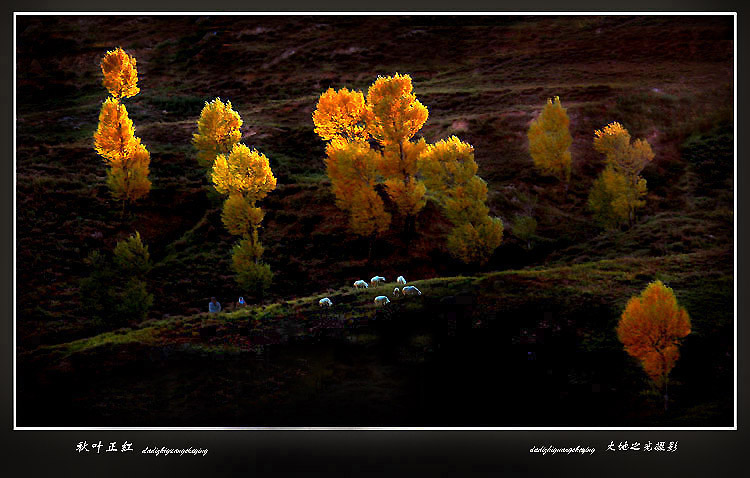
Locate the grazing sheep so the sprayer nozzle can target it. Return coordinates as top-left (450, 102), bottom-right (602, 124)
top-left (374, 295), bottom-right (390, 306)
top-left (319, 297), bottom-right (333, 308)
top-left (397, 276), bottom-right (406, 285)
top-left (353, 280), bottom-right (369, 289)
top-left (370, 276), bottom-right (386, 287)
top-left (402, 285), bottom-right (422, 296)
top-left (393, 287), bottom-right (401, 297)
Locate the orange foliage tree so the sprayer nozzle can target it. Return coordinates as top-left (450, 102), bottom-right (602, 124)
top-left (93, 47), bottom-right (151, 210)
top-left (365, 74), bottom-right (429, 232)
top-left (617, 280), bottom-right (691, 411)
top-left (313, 75), bottom-right (502, 263)
top-left (313, 74), bottom-right (429, 238)
top-left (324, 140), bottom-right (391, 239)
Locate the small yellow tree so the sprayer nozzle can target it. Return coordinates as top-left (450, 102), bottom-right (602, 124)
top-left (527, 96), bottom-right (572, 184)
top-left (593, 122), bottom-right (654, 179)
top-left (192, 98), bottom-right (243, 171)
top-left (588, 122), bottom-right (654, 228)
top-left (93, 48), bottom-right (151, 209)
top-left (211, 143), bottom-right (277, 300)
top-left (419, 136), bottom-right (503, 264)
top-left (617, 280), bottom-right (691, 411)
top-left (588, 166), bottom-right (647, 229)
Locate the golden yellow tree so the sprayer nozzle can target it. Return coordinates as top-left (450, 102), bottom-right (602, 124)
top-left (588, 122), bottom-right (654, 228)
top-left (211, 143), bottom-right (277, 299)
top-left (192, 98), bottom-right (243, 170)
top-left (617, 281), bottom-right (691, 411)
top-left (587, 166), bottom-right (647, 229)
top-left (419, 136), bottom-right (504, 264)
top-left (527, 96), bottom-right (572, 184)
top-left (324, 140), bottom-right (391, 238)
top-left (312, 88), bottom-right (368, 145)
top-left (366, 74), bottom-right (429, 231)
top-left (313, 74), bottom-right (429, 238)
top-left (593, 122), bottom-right (654, 178)
top-left (93, 48), bottom-right (151, 209)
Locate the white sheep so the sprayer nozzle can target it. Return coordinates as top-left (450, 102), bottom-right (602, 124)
top-left (370, 276), bottom-right (386, 287)
top-left (393, 287), bottom-right (401, 297)
top-left (319, 297), bottom-right (333, 308)
top-left (396, 276), bottom-right (406, 285)
top-left (402, 285), bottom-right (422, 296)
top-left (374, 295), bottom-right (390, 306)
top-left (353, 280), bottom-right (369, 289)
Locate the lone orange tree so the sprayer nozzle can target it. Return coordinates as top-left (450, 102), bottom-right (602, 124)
top-left (527, 96), bottom-right (572, 186)
top-left (93, 47), bottom-right (151, 210)
top-left (617, 280), bottom-right (691, 411)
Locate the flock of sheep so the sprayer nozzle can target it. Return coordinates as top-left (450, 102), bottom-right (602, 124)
top-left (318, 275), bottom-right (422, 308)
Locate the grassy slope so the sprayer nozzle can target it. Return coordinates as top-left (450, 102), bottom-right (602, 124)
top-left (15, 15), bottom-right (734, 426)
top-left (19, 247), bottom-right (732, 426)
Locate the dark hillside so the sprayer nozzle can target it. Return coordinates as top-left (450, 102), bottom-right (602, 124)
top-left (15, 14), bottom-right (733, 426)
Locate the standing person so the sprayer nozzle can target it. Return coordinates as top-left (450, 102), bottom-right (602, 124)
top-left (238, 296), bottom-right (246, 308)
top-left (209, 297), bottom-right (222, 313)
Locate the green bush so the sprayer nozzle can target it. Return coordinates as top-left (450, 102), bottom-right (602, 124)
top-left (80, 233), bottom-right (154, 328)
top-left (234, 261), bottom-right (273, 303)
top-left (681, 122), bottom-right (733, 185)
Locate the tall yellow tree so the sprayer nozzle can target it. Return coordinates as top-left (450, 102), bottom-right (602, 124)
top-left (588, 122), bottom-right (654, 228)
top-left (366, 74), bottom-right (429, 232)
top-left (419, 136), bottom-right (504, 264)
top-left (212, 143), bottom-right (277, 300)
top-left (192, 98), bottom-right (243, 171)
top-left (527, 96), bottom-right (572, 185)
top-left (93, 47), bottom-right (151, 209)
top-left (617, 280), bottom-right (691, 411)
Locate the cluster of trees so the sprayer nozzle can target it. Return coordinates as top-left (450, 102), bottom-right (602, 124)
top-left (313, 74), bottom-right (503, 264)
top-left (193, 99), bottom-right (277, 300)
top-left (526, 97), bottom-right (654, 231)
top-left (80, 47), bottom-right (701, 418)
top-left (93, 47), bottom-right (151, 210)
top-left (528, 98), bottom-right (691, 410)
